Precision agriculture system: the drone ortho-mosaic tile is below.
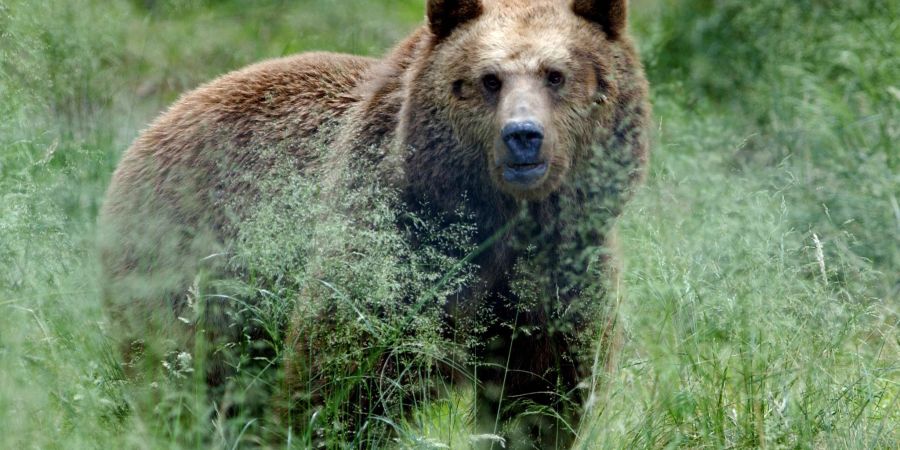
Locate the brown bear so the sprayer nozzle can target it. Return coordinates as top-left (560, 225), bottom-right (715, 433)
top-left (99, 0), bottom-right (649, 448)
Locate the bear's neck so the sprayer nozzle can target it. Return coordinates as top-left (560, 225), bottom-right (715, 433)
top-left (397, 101), bottom-right (521, 242)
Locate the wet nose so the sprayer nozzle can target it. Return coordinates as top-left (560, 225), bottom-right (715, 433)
top-left (502, 121), bottom-right (544, 163)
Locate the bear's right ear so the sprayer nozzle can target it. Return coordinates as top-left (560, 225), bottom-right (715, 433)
top-left (572, 0), bottom-right (628, 40)
top-left (427, 0), bottom-right (483, 40)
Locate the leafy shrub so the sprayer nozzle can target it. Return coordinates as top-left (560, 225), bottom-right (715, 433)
top-left (640, 0), bottom-right (899, 297)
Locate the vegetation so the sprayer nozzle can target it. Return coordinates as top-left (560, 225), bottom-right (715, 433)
top-left (1, 0), bottom-right (896, 448)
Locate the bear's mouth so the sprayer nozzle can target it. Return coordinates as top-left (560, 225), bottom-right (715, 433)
top-left (503, 161), bottom-right (548, 186)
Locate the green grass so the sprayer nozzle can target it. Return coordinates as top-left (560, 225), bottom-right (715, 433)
top-left (1, 0), bottom-right (897, 448)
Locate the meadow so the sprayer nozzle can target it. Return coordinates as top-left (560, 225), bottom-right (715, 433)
top-left (1, 0), bottom-right (897, 448)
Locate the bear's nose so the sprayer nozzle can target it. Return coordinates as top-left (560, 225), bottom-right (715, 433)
top-left (502, 121), bottom-right (544, 163)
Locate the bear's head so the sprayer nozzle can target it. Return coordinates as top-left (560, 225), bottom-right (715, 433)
top-left (402, 0), bottom-right (631, 202)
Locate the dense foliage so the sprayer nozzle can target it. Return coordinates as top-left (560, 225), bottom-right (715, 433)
top-left (1, 0), bottom-right (896, 448)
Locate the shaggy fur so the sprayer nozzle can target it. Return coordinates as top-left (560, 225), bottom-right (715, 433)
top-left (100, 0), bottom-right (649, 447)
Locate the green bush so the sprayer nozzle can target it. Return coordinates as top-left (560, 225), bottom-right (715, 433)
top-left (641, 0), bottom-right (899, 295)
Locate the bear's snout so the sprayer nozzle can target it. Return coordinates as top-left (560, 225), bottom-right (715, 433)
top-left (500, 120), bottom-right (547, 185)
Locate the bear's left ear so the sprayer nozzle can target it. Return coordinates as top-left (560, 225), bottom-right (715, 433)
top-left (572, 0), bottom-right (628, 40)
top-left (427, 0), bottom-right (483, 40)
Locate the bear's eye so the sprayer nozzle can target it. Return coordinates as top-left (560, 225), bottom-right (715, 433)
top-left (481, 74), bottom-right (502, 93)
top-left (547, 70), bottom-right (565, 88)
top-left (452, 80), bottom-right (466, 98)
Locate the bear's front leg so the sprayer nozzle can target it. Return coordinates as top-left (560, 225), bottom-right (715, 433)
top-left (473, 306), bottom-right (592, 450)
top-left (472, 228), bottom-right (623, 449)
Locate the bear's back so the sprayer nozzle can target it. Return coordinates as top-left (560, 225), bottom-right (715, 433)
top-left (99, 52), bottom-right (379, 341)
top-left (107, 52), bottom-right (376, 208)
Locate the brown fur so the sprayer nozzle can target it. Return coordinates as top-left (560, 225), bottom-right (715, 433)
top-left (100, 0), bottom-right (649, 448)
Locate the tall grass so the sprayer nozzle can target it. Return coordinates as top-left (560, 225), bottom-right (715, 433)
top-left (1, 0), bottom-right (896, 448)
